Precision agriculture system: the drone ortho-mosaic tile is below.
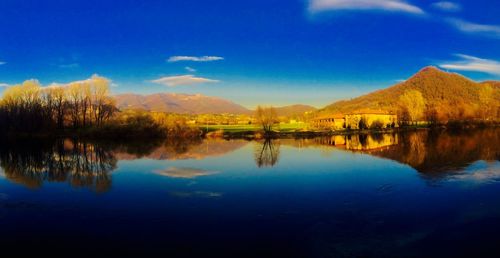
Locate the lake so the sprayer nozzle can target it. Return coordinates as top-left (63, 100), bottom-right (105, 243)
top-left (0, 129), bottom-right (499, 257)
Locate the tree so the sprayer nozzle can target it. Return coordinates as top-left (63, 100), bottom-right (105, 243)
top-left (90, 75), bottom-right (113, 126)
top-left (68, 82), bottom-right (83, 128)
top-left (0, 75), bottom-right (116, 133)
top-left (399, 90), bottom-right (425, 125)
top-left (478, 84), bottom-right (494, 120)
top-left (50, 86), bottom-right (67, 129)
top-left (425, 106), bottom-right (438, 126)
top-left (358, 117), bottom-right (368, 129)
top-left (255, 105), bottom-right (278, 135)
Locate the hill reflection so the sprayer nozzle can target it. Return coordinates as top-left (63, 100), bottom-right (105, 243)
top-left (311, 129), bottom-right (500, 178)
top-left (0, 138), bottom-right (249, 190)
top-left (0, 129), bottom-right (498, 189)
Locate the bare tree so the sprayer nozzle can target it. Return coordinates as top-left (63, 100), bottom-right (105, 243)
top-left (255, 105), bottom-right (278, 135)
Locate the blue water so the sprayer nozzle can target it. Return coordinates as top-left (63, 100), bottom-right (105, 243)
top-left (0, 130), bottom-right (499, 257)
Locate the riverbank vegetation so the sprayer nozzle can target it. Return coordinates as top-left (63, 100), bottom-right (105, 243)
top-left (1, 67), bottom-right (498, 140)
top-left (0, 77), bottom-right (201, 139)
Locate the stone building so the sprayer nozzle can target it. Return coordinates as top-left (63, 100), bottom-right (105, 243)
top-left (345, 109), bottom-right (397, 129)
top-left (312, 114), bottom-right (345, 130)
top-left (312, 109), bottom-right (397, 130)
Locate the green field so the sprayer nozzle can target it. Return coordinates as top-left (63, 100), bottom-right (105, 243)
top-left (201, 123), bottom-right (309, 133)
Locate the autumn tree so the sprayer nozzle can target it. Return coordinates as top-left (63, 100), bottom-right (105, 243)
top-left (50, 86), bottom-right (67, 129)
top-left (0, 75), bottom-right (116, 133)
top-left (399, 90), bottom-right (425, 125)
top-left (477, 84), bottom-right (496, 121)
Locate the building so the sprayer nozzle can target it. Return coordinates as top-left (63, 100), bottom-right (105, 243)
top-left (312, 114), bottom-right (345, 130)
top-left (312, 110), bottom-right (397, 130)
top-left (345, 109), bottom-right (397, 129)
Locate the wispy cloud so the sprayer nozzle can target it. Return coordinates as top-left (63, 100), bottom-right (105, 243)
top-left (58, 63), bottom-right (79, 68)
top-left (308, 0), bottom-right (424, 14)
top-left (0, 61), bottom-right (6, 65)
top-left (151, 75), bottom-right (219, 87)
top-left (439, 54), bottom-right (500, 75)
top-left (431, 1), bottom-right (461, 12)
top-left (0, 83), bottom-right (9, 87)
top-left (185, 66), bottom-right (197, 73)
top-left (446, 18), bottom-right (500, 38)
top-left (167, 56), bottom-right (224, 62)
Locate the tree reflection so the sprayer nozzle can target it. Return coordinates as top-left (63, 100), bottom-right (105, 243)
top-left (254, 139), bottom-right (280, 167)
top-left (310, 129), bottom-right (500, 180)
top-left (0, 139), bottom-right (116, 192)
top-left (358, 129), bottom-right (500, 179)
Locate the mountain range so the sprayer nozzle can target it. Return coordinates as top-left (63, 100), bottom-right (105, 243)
top-left (115, 67), bottom-right (499, 119)
top-left (114, 93), bottom-right (317, 116)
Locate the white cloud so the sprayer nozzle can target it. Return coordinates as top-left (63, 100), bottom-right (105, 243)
top-left (308, 0), bottom-right (424, 14)
top-left (431, 1), bottom-right (461, 12)
top-left (0, 61), bottom-right (6, 65)
top-left (0, 83), bottom-right (9, 87)
top-left (185, 66), bottom-right (197, 73)
top-left (167, 56), bottom-right (224, 62)
top-left (151, 75), bottom-right (219, 87)
top-left (439, 54), bottom-right (500, 75)
top-left (446, 18), bottom-right (500, 38)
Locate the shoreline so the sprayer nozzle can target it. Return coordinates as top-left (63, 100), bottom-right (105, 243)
top-left (1, 123), bottom-right (498, 141)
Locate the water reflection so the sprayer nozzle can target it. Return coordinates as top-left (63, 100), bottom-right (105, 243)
top-left (114, 138), bottom-right (248, 160)
top-left (367, 129), bottom-right (499, 175)
top-left (254, 139), bottom-right (281, 167)
top-left (0, 129), bottom-right (498, 190)
top-left (0, 139), bottom-right (116, 192)
top-left (154, 167), bottom-right (220, 179)
top-left (311, 129), bottom-right (500, 180)
top-left (314, 133), bottom-right (398, 150)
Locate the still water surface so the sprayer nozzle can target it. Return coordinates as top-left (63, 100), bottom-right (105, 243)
top-left (0, 129), bottom-right (499, 257)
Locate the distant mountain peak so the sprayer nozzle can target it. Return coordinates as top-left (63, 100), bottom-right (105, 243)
top-left (320, 66), bottom-right (500, 119)
top-left (419, 66), bottom-right (442, 73)
top-left (114, 92), bottom-right (251, 115)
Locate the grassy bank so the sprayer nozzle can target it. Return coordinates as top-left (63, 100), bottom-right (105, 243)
top-left (201, 122), bottom-right (500, 139)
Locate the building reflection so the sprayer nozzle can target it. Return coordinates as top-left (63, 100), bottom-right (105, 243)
top-left (312, 129), bottom-right (500, 179)
top-left (369, 129), bottom-right (500, 177)
top-left (315, 134), bottom-right (398, 151)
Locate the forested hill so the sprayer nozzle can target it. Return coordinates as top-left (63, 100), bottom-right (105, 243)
top-left (319, 66), bottom-right (500, 120)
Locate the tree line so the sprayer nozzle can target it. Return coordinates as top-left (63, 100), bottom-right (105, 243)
top-left (0, 75), bottom-right (116, 133)
top-left (397, 85), bottom-right (499, 126)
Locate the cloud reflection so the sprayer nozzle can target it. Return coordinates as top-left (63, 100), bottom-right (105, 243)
top-left (154, 167), bottom-right (220, 179)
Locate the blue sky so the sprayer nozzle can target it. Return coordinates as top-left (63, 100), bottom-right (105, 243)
top-left (0, 0), bottom-right (499, 108)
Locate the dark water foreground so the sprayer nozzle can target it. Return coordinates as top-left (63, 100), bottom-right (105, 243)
top-left (0, 129), bottom-right (499, 257)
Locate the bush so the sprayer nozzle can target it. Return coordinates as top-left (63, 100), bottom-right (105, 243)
top-left (358, 117), bottom-right (368, 130)
top-left (370, 120), bottom-right (384, 129)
